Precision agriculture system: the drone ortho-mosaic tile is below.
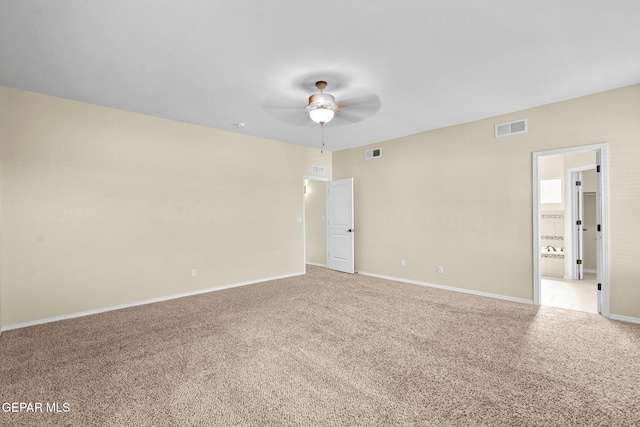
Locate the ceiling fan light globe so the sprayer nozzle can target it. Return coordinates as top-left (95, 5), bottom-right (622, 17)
top-left (309, 108), bottom-right (335, 124)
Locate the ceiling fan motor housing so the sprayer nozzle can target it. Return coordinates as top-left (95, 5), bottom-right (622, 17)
top-left (306, 92), bottom-right (338, 112)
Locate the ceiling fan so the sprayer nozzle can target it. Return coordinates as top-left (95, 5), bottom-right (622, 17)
top-left (263, 76), bottom-right (381, 151)
top-left (306, 80), bottom-right (338, 152)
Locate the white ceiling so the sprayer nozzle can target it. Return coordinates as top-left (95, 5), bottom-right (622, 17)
top-left (1, 1), bottom-right (639, 152)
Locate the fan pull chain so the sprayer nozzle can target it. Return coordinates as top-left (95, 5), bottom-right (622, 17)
top-left (320, 123), bottom-right (325, 153)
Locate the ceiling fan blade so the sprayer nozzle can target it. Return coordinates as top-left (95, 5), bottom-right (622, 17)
top-left (262, 98), bottom-right (310, 126)
top-left (331, 110), bottom-right (368, 125)
top-left (262, 96), bottom-right (303, 110)
top-left (327, 93), bottom-right (381, 126)
top-left (267, 110), bottom-right (310, 127)
top-left (338, 93), bottom-right (381, 114)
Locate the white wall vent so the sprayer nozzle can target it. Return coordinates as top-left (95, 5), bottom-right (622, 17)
top-left (311, 165), bottom-right (325, 176)
top-left (495, 119), bottom-right (527, 138)
top-left (365, 148), bottom-right (382, 160)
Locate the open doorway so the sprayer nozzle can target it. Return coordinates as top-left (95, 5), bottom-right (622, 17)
top-left (533, 143), bottom-right (609, 316)
top-left (540, 166), bottom-right (599, 312)
top-left (303, 177), bottom-right (328, 272)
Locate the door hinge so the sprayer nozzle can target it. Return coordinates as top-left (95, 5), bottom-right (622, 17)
top-left (597, 283), bottom-right (602, 291)
top-left (596, 165), bottom-right (601, 173)
top-left (576, 259), bottom-right (583, 265)
top-left (576, 180), bottom-right (582, 186)
top-left (597, 224), bottom-right (601, 232)
top-left (576, 220), bottom-right (582, 225)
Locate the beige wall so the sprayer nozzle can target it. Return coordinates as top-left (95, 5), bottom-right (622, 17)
top-left (582, 169), bottom-right (596, 193)
top-left (540, 155), bottom-right (565, 211)
top-left (0, 86), bottom-right (331, 327)
top-left (332, 84), bottom-right (640, 318)
top-left (304, 180), bottom-right (327, 266)
top-left (2, 83), bottom-right (638, 327)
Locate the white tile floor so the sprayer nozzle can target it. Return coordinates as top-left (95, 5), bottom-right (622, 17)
top-left (541, 273), bottom-right (598, 313)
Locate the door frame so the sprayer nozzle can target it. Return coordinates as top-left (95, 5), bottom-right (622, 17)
top-left (302, 176), bottom-right (329, 274)
top-left (532, 143), bottom-right (609, 317)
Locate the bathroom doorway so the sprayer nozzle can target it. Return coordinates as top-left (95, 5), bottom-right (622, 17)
top-left (303, 177), bottom-right (328, 270)
top-left (533, 144), bottom-right (609, 316)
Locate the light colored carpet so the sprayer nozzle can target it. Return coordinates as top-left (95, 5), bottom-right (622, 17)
top-left (1, 265), bottom-right (639, 426)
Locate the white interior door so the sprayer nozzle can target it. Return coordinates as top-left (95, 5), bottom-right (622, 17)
top-left (575, 171), bottom-right (585, 280)
top-left (595, 151), bottom-right (603, 314)
top-left (326, 178), bottom-right (354, 273)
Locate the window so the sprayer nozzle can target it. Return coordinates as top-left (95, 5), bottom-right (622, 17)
top-left (540, 178), bottom-right (562, 204)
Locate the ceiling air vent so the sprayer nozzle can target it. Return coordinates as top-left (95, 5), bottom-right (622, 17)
top-left (495, 119), bottom-right (527, 138)
top-left (365, 148), bottom-right (382, 160)
top-left (311, 165), bottom-right (325, 176)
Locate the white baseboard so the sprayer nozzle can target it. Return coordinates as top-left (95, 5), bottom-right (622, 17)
top-left (360, 271), bottom-right (640, 325)
top-left (305, 262), bottom-right (326, 268)
top-left (0, 271), bottom-right (304, 333)
top-left (607, 314), bottom-right (640, 324)
top-left (4, 271), bottom-right (638, 332)
top-left (358, 271), bottom-right (534, 305)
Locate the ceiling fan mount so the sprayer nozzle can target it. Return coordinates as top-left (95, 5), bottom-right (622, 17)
top-left (314, 80), bottom-right (328, 91)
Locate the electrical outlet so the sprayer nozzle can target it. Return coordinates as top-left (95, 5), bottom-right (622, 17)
top-left (437, 266), bottom-right (443, 274)
top-left (400, 259), bottom-right (406, 267)
top-left (191, 268), bottom-right (197, 277)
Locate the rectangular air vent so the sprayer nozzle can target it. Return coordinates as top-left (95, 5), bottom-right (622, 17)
top-left (495, 119), bottom-right (527, 138)
top-left (311, 165), bottom-right (325, 176)
top-left (365, 148), bottom-right (382, 160)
